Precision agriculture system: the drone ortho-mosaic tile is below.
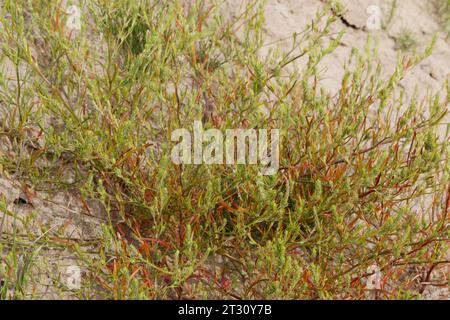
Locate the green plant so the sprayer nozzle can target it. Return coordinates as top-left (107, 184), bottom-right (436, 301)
top-left (382, 0), bottom-right (398, 31)
top-left (0, 0), bottom-right (448, 299)
top-left (0, 198), bottom-right (43, 299)
top-left (395, 28), bottom-right (418, 52)
top-left (437, 0), bottom-right (450, 36)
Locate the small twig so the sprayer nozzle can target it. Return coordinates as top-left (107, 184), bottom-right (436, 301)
top-left (0, 210), bottom-right (6, 240)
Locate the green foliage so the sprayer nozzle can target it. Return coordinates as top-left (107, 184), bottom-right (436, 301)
top-left (0, 198), bottom-right (44, 299)
top-left (382, 0), bottom-right (398, 31)
top-left (0, 0), bottom-right (448, 299)
top-left (437, 0), bottom-right (450, 36)
top-left (395, 28), bottom-right (418, 52)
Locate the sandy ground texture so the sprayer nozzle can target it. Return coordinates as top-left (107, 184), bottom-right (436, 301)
top-left (0, 0), bottom-right (449, 299)
top-left (221, 0), bottom-right (450, 97)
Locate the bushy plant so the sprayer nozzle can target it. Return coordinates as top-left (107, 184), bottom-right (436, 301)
top-left (0, 0), bottom-right (448, 299)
